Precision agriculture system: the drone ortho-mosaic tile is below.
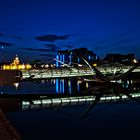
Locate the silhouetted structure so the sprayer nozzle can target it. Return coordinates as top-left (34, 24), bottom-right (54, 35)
top-left (56, 48), bottom-right (97, 67)
top-left (103, 53), bottom-right (135, 65)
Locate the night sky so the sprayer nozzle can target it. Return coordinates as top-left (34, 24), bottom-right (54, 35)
top-left (0, 0), bottom-right (140, 63)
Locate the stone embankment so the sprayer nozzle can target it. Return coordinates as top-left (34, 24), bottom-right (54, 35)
top-left (0, 109), bottom-right (21, 140)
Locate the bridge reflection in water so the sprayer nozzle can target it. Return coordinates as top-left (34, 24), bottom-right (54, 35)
top-left (0, 77), bottom-right (140, 114)
top-left (21, 93), bottom-right (140, 111)
top-left (2, 76), bottom-right (140, 140)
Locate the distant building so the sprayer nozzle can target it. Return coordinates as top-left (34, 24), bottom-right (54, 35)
top-left (56, 48), bottom-right (97, 67)
top-left (2, 55), bottom-right (32, 70)
top-left (103, 53), bottom-right (136, 65)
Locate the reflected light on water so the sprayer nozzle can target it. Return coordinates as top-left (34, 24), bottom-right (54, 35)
top-left (21, 93), bottom-right (140, 111)
top-left (13, 83), bottom-right (19, 89)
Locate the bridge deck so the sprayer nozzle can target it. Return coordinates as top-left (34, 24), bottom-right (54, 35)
top-left (21, 66), bottom-right (140, 80)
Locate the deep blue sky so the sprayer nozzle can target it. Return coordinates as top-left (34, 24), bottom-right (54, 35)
top-left (0, 0), bottom-right (140, 63)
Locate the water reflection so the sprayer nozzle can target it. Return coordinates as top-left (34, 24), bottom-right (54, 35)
top-left (4, 77), bottom-right (140, 140)
top-left (0, 77), bottom-right (140, 95)
top-left (55, 78), bottom-right (82, 94)
top-left (13, 82), bottom-right (19, 89)
top-left (0, 77), bottom-right (140, 115)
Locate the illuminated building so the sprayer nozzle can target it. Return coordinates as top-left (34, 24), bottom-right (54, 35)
top-left (2, 55), bottom-right (32, 70)
top-left (56, 48), bottom-right (97, 67)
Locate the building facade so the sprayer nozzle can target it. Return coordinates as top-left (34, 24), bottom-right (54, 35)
top-left (2, 55), bottom-right (32, 70)
top-left (56, 48), bottom-right (97, 67)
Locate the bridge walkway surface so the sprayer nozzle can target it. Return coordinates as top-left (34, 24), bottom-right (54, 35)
top-left (21, 66), bottom-right (140, 80)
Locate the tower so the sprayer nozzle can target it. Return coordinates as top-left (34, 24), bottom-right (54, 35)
top-left (13, 54), bottom-right (20, 65)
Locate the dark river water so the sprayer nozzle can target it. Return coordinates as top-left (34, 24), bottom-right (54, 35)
top-left (1, 78), bottom-right (140, 140)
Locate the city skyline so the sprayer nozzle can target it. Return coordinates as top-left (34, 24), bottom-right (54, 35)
top-left (0, 0), bottom-right (140, 63)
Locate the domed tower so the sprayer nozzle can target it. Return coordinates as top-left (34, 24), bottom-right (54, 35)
top-left (13, 54), bottom-right (20, 65)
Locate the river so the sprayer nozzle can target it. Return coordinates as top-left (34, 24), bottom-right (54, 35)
top-left (1, 78), bottom-right (140, 140)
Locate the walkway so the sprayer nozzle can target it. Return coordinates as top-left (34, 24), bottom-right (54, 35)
top-left (21, 66), bottom-right (140, 80)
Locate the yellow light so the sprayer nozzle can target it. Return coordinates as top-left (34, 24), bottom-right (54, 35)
top-left (5, 65), bottom-right (10, 69)
top-left (1, 55), bottom-right (32, 70)
top-left (86, 82), bottom-right (89, 88)
top-left (11, 65), bottom-right (17, 69)
top-left (25, 64), bottom-right (32, 69)
top-left (21, 64), bottom-right (26, 69)
top-left (3, 66), bottom-right (5, 69)
top-left (93, 63), bottom-right (97, 67)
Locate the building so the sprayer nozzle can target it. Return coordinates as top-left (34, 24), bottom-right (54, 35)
top-left (56, 48), bottom-right (97, 67)
top-left (2, 55), bottom-right (32, 70)
top-left (103, 53), bottom-right (136, 65)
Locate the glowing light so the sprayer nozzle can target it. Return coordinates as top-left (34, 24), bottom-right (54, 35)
top-left (86, 82), bottom-right (89, 88)
top-left (78, 64), bottom-right (82, 67)
top-left (68, 79), bottom-right (71, 94)
top-left (21, 93), bottom-right (140, 110)
top-left (93, 63), bottom-right (97, 67)
top-left (22, 101), bottom-right (30, 105)
top-left (2, 55), bottom-right (32, 70)
top-left (45, 64), bottom-right (49, 68)
top-left (133, 59), bottom-right (137, 64)
top-left (33, 100), bottom-right (41, 104)
top-left (13, 83), bottom-right (19, 89)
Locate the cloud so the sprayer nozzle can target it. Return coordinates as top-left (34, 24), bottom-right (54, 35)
top-left (44, 43), bottom-right (57, 47)
top-left (44, 43), bottom-right (74, 50)
top-left (45, 48), bottom-right (59, 52)
top-left (10, 35), bottom-right (23, 40)
top-left (35, 34), bottom-right (69, 42)
top-left (0, 33), bottom-right (23, 40)
top-left (0, 41), bottom-right (15, 47)
top-left (44, 43), bottom-right (60, 51)
top-left (39, 53), bottom-right (55, 57)
top-left (21, 47), bottom-right (58, 53)
top-left (22, 48), bottom-right (49, 52)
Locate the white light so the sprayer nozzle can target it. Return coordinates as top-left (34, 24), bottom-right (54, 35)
top-left (42, 99), bottom-right (52, 104)
top-left (52, 99), bottom-right (61, 103)
top-left (133, 59), bottom-right (137, 63)
top-left (71, 99), bottom-right (79, 102)
top-left (78, 64), bottom-right (82, 67)
top-left (13, 83), bottom-right (19, 89)
top-left (22, 101), bottom-right (30, 105)
top-left (79, 98), bottom-right (86, 101)
top-left (33, 100), bottom-right (41, 104)
top-left (101, 97), bottom-right (106, 100)
top-left (122, 95), bottom-right (127, 99)
top-left (86, 98), bottom-right (94, 101)
top-left (62, 99), bottom-right (70, 103)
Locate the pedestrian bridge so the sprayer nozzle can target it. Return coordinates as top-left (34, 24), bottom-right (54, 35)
top-left (22, 67), bottom-right (95, 79)
top-left (21, 65), bottom-right (140, 80)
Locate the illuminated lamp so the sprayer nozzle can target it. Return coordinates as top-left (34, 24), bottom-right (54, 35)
top-left (133, 59), bottom-right (137, 64)
top-left (25, 64), bottom-right (32, 69)
top-left (93, 63), bottom-right (97, 67)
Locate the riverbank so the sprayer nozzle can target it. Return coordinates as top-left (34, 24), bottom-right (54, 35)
top-left (0, 109), bottom-right (21, 140)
